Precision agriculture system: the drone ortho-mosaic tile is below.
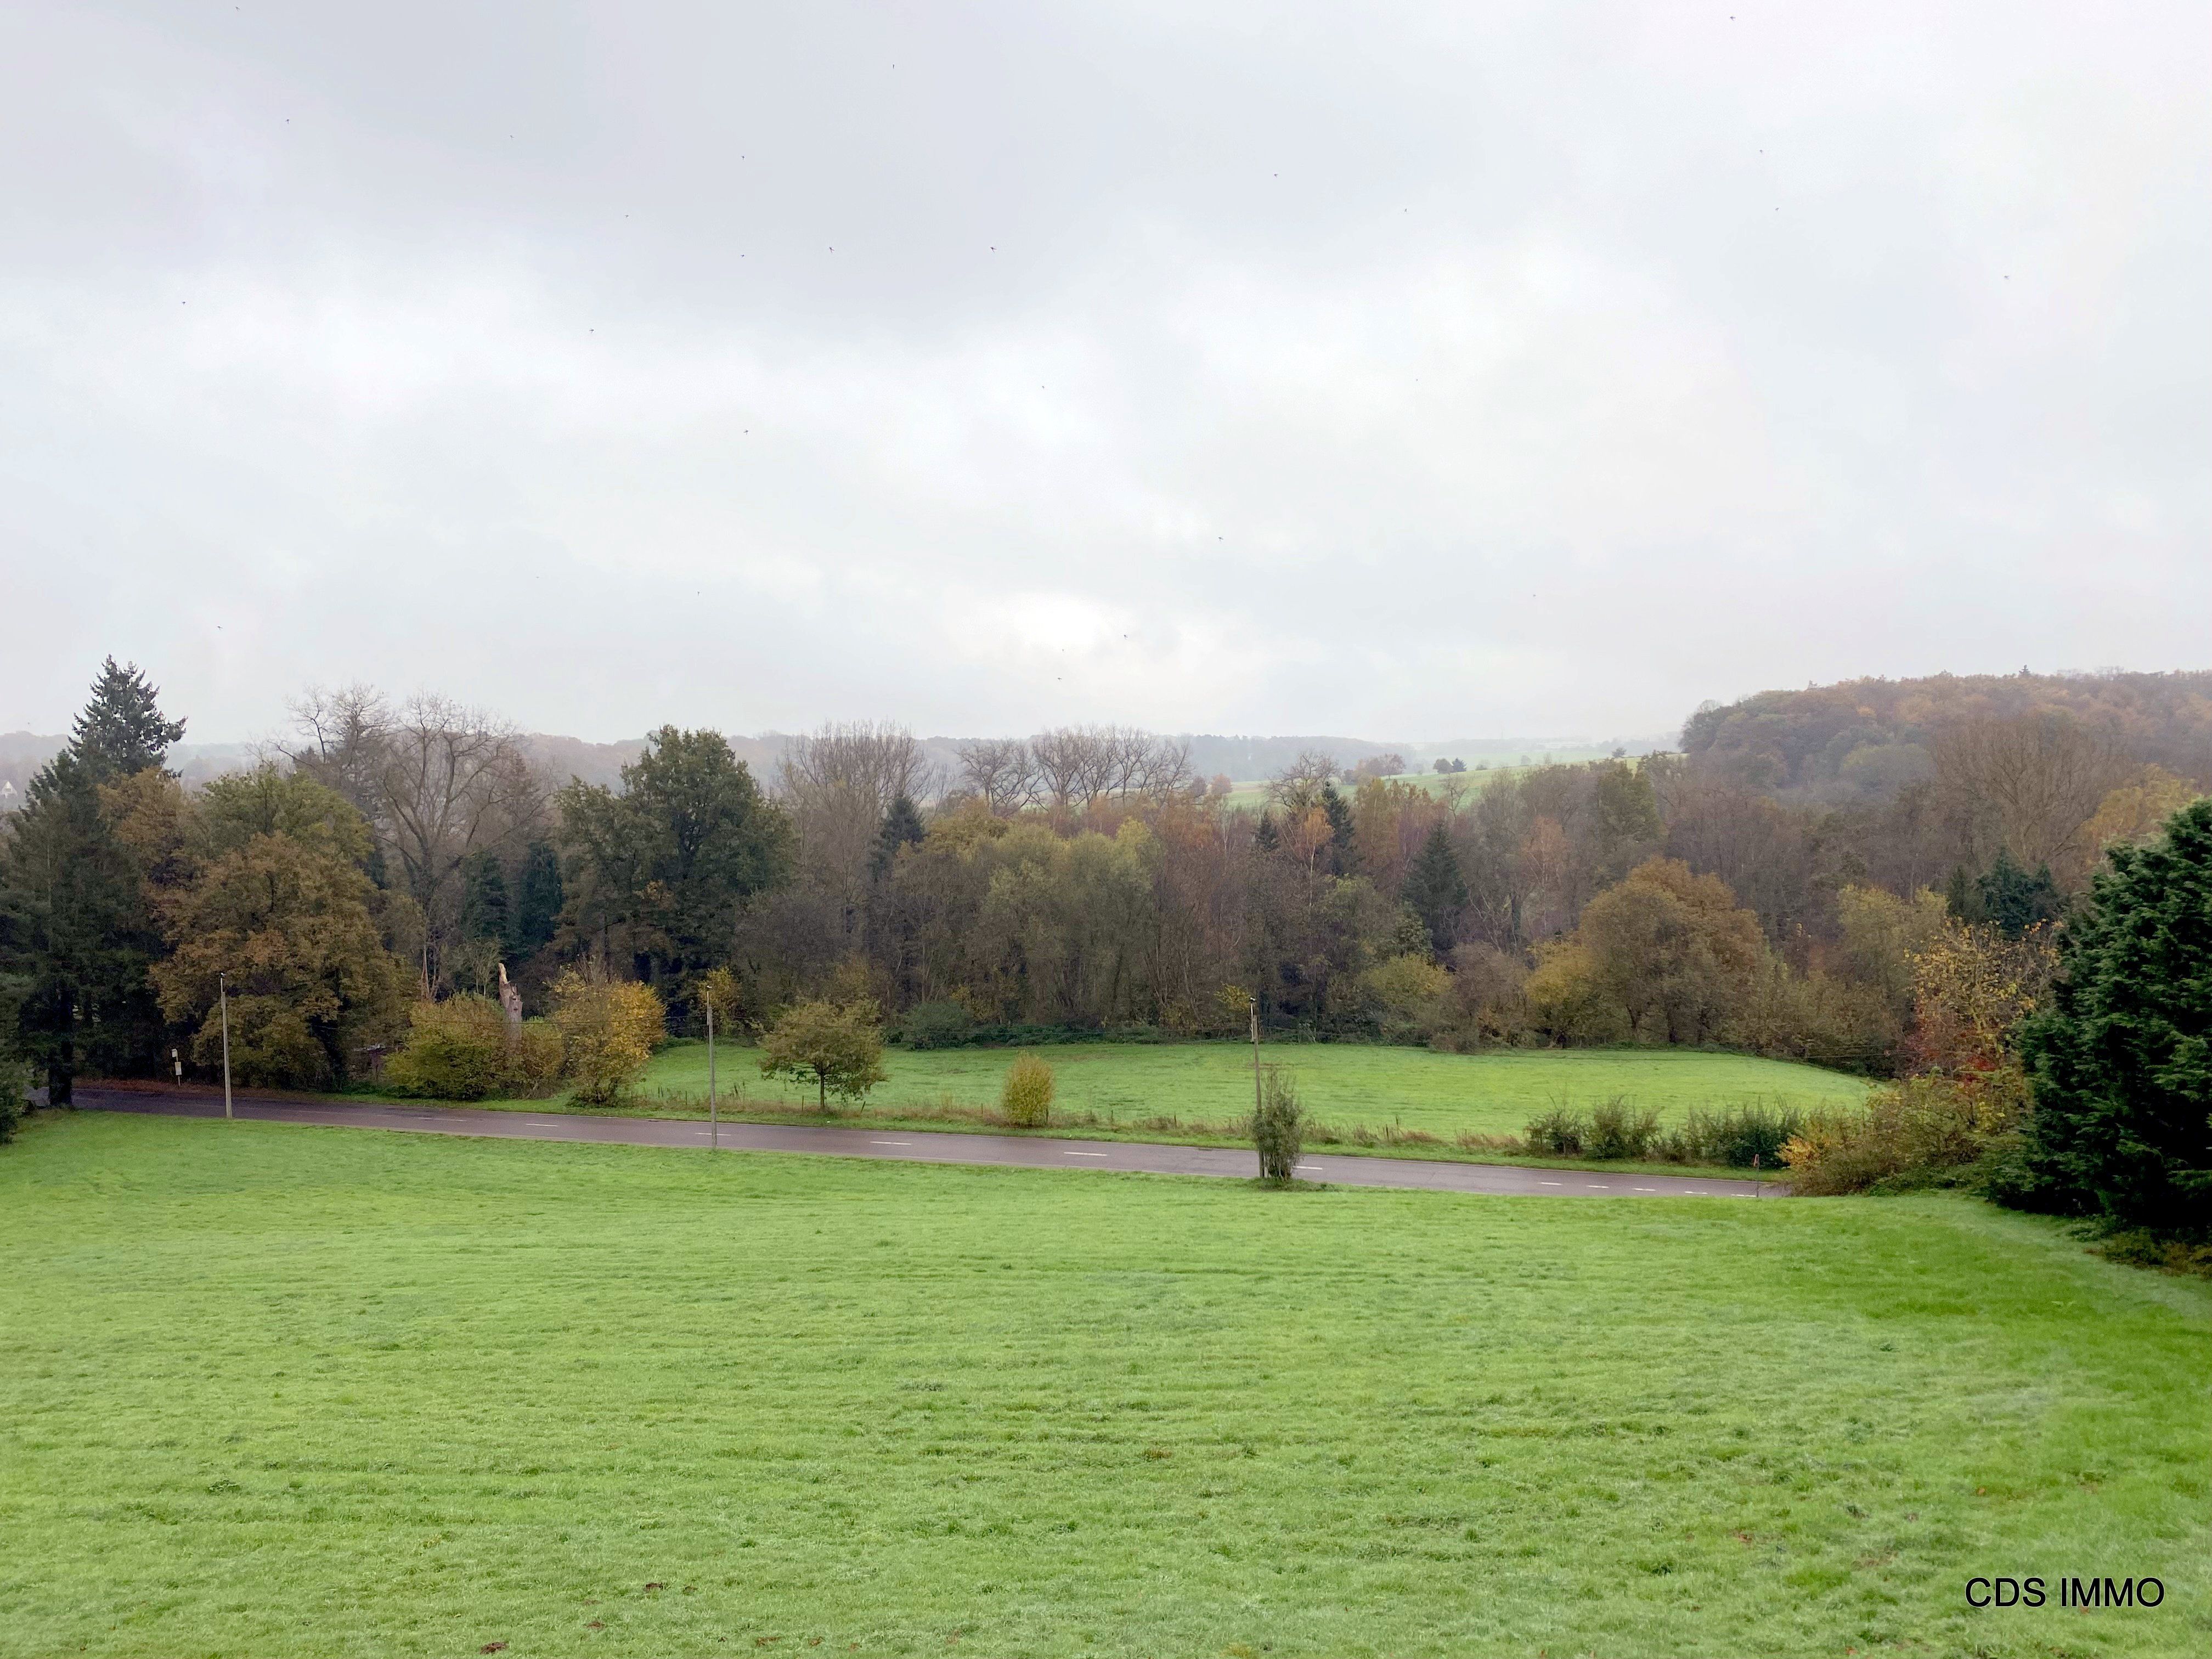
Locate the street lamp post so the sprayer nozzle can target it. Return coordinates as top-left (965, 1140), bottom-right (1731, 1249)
top-left (706, 1000), bottom-right (718, 1152)
top-left (218, 971), bottom-right (233, 1120)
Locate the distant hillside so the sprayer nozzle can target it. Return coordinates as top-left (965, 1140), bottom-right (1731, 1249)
top-left (1681, 670), bottom-right (2212, 803)
top-left (0, 733), bottom-right (257, 798)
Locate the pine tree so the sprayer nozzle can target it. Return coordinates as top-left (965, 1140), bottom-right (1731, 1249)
top-left (460, 850), bottom-right (512, 946)
top-left (0, 755), bottom-right (159, 1102)
top-left (1974, 851), bottom-right (2061, 939)
top-left (511, 840), bottom-right (565, 958)
top-left (1320, 783), bottom-right (1356, 874)
top-left (0, 662), bottom-right (185, 1100)
top-left (2016, 798), bottom-right (2212, 1235)
top-left (1401, 823), bottom-right (1469, 954)
top-left (1252, 810), bottom-right (1280, 853)
top-left (1943, 864), bottom-right (1979, 923)
top-left (870, 794), bottom-right (927, 882)
top-left (69, 657), bottom-right (186, 783)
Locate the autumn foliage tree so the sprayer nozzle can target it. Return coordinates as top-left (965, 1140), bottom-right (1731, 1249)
top-left (1528, 859), bottom-right (1763, 1045)
top-left (144, 767), bottom-right (408, 1089)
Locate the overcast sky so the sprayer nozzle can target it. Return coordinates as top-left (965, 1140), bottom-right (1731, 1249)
top-left (3, 2), bottom-right (2205, 744)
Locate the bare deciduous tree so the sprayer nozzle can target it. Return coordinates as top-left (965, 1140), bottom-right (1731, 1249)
top-left (288, 683), bottom-right (394, 822)
top-left (1027, 726), bottom-right (1193, 811)
top-left (956, 737), bottom-right (1038, 815)
top-left (1268, 748), bottom-right (1342, 812)
top-left (1935, 713), bottom-right (2127, 878)
top-left (778, 723), bottom-right (940, 934)
top-left (291, 689), bottom-right (546, 992)
top-left (779, 722), bottom-right (940, 813)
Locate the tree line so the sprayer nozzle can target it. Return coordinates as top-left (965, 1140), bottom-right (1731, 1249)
top-left (1, 658), bottom-right (2204, 1244)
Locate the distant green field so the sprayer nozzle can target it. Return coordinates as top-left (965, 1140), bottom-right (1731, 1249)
top-left (1217, 769), bottom-right (1517, 811)
top-left (639, 1040), bottom-right (1873, 1142)
top-left (1216, 755), bottom-right (1630, 810)
top-left (3, 1113), bottom-right (2204, 1657)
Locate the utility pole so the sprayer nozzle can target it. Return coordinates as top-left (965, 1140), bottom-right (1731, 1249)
top-left (218, 971), bottom-right (233, 1120)
top-left (1249, 993), bottom-right (1262, 1120)
top-left (706, 999), bottom-right (718, 1152)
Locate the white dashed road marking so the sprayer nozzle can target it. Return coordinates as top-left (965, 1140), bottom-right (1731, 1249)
top-left (870, 1139), bottom-right (913, 1146)
top-left (1063, 1150), bottom-right (1110, 1158)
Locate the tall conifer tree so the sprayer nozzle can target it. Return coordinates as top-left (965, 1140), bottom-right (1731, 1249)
top-left (0, 659), bottom-right (183, 1100)
top-left (1401, 824), bottom-right (1469, 955)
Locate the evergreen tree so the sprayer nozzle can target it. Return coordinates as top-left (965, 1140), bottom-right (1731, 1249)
top-left (69, 657), bottom-right (186, 783)
top-left (511, 840), bottom-right (564, 957)
top-left (1401, 823), bottom-right (1469, 954)
top-left (0, 756), bottom-right (157, 1102)
top-left (460, 850), bottom-right (512, 946)
top-left (2016, 799), bottom-right (2212, 1236)
top-left (1974, 851), bottom-right (2061, 939)
top-left (0, 662), bottom-right (185, 1101)
top-left (1252, 810), bottom-right (1280, 854)
top-left (870, 794), bottom-right (927, 882)
top-left (1320, 782), bottom-right (1356, 874)
top-left (1943, 864), bottom-right (1979, 923)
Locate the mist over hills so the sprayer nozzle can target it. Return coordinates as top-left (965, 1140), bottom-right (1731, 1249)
top-left (9, 666), bottom-right (2207, 807)
top-left (0, 727), bottom-right (1671, 798)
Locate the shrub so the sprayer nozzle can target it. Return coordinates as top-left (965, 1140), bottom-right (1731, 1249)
top-left (1252, 1063), bottom-right (1306, 1184)
top-left (1523, 1108), bottom-right (1586, 1156)
top-left (757, 998), bottom-right (887, 1110)
top-left (905, 1000), bottom-right (977, 1049)
top-left (1663, 1103), bottom-right (1803, 1169)
top-left (384, 996), bottom-right (508, 1100)
top-left (2092, 1229), bottom-right (2212, 1278)
top-left (1585, 1097), bottom-right (1661, 1160)
top-left (0, 1051), bottom-right (28, 1143)
top-left (384, 998), bottom-right (567, 1101)
top-left (506, 1018), bottom-right (566, 1096)
top-left (552, 973), bottom-right (666, 1105)
top-left (1782, 1071), bottom-right (2025, 1195)
top-left (1000, 1053), bottom-right (1055, 1126)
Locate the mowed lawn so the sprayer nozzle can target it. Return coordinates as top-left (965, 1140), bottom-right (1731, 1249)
top-left (4, 1116), bottom-right (2205, 1657)
top-left (636, 1040), bottom-right (1874, 1141)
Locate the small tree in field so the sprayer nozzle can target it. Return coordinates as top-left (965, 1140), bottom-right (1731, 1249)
top-left (759, 999), bottom-right (888, 1110)
top-left (1000, 1053), bottom-right (1054, 1126)
top-left (1253, 1063), bottom-right (1306, 1185)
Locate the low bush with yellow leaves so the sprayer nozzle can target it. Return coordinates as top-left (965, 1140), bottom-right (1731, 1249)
top-left (1782, 1068), bottom-right (2028, 1195)
top-left (999, 1053), bottom-right (1055, 1127)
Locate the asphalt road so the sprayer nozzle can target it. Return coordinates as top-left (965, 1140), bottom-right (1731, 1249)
top-left (76, 1086), bottom-right (1776, 1199)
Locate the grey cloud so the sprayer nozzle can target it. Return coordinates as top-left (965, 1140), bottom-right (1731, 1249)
top-left (2, 1), bottom-right (2204, 741)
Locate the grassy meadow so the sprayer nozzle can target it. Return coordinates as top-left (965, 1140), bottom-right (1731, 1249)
top-left (626, 1039), bottom-right (1874, 1146)
top-left (3, 1111), bottom-right (2205, 1657)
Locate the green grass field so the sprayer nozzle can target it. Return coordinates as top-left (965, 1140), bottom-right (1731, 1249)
top-left (3, 1113), bottom-right (2204, 1657)
top-left (635, 1040), bottom-right (1873, 1143)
